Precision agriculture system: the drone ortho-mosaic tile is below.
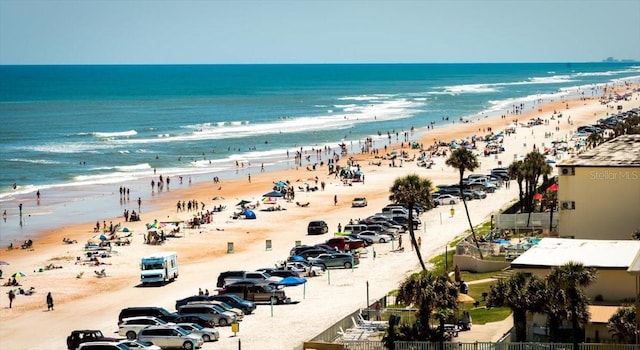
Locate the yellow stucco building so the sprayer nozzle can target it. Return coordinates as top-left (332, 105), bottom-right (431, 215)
top-left (557, 134), bottom-right (640, 240)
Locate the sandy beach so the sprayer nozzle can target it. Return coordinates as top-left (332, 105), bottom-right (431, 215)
top-left (1, 83), bottom-right (638, 350)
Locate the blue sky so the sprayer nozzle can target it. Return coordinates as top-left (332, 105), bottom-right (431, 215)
top-left (1, 0), bottom-right (639, 64)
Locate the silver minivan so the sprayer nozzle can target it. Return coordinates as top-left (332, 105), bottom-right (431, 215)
top-left (343, 224), bottom-right (368, 234)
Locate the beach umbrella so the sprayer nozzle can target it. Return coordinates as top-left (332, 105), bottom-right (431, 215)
top-left (263, 190), bottom-right (284, 198)
top-left (0, 261), bottom-right (9, 266)
top-left (276, 276), bottom-right (307, 287)
top-left (547, 183), bottom-right (558, 192)
top-left (457, 293), bottom-right (475, 304)
top-left (236, 200), bottom-right (251, 207)
top-left (533, 193), bottom-right (543, 201)
top-left (11, 272), bottom-right (26, 278)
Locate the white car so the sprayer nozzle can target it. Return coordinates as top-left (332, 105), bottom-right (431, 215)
top-left (177, 323), bottom-right (219, 342)
top-left (351, 197), bottom-right (368, 207)
top-left (434, 194), bottom-right (460, 205)
top-left (118, 316), bottom-right (174, 340)
top-left (357, 231), bottom-right (394, 243)
top-left (137, 325), bottom-right (203, 350)
top-left (118, 339), bottom-right (162, 349)
top-left (285, 261), bottom-right (325, 276)
top-left (78, 342), bottom-right (130, 350)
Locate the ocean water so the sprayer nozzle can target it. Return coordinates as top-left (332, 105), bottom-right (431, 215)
top-left (1, 63), bottom-right (639, 243)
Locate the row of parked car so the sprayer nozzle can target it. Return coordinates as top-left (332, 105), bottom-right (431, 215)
top-left (67, 289), bottom-right (263, 350)
top-left (432, 168), bottom-right (508, 205)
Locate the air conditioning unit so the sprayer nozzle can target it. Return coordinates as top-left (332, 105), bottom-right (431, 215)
top-left (561, 201), bottom-right (575, 210)
top-left (560, 167), bottom-right (575, 176)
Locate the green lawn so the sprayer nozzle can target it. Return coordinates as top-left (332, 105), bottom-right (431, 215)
top-left (460, 280), bottom-right (511, 325)
top-left (390, 219), bottom-right (514, 326)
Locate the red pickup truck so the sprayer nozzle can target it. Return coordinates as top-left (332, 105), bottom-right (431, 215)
top-left (325, 237), bottom-right (365, 251)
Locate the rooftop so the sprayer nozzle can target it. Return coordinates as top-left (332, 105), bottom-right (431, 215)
top-left (559, 134), bottom-right (640, 167)
top-left (511, 238), bottom-right (640, 269)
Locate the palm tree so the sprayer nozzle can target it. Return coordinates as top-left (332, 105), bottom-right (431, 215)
top-left (487, 272), bottom-right (546, 342)
top-left (547, 262), bottom-right (597, 347)
top-left (586, 132), bottom-right (604, 149)
top-left (522, 151), bottom-right (552, 213)
top-left (446, 148), bottom-right (482, 259)
top-left (508, 160), bottom-right (525, 212)
top-left (607, 305), bottom-right (637, 344)
top-left (389, 174), bottom-right (434, 271)
top-left (396, 270), bottom-right (458, 340)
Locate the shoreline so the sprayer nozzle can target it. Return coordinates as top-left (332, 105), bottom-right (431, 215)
top-left (0, 83), bottom-right (638, 350)
top-left (0, 80), bottom-right (632, 244)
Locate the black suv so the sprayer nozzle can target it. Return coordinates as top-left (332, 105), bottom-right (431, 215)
top-left (216, 271), bottom-right (245, 288)
top-left (307, 220), bottom-right (328, 235)
top-left (118, 306), bottom-right (178, 324)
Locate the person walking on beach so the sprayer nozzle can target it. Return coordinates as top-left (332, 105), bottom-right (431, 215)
top-left (248, 173), bottom-right (251, 183)
top-left (8, 289), bottom-right (15, 308)
top-left (46, 292), bottom-right (54, 311)
top-left (137, 197), bottom-right (142, 212)
top-left (334, 195), bottom-right (337, 206)
top-left (398, 234), bottom-right (403, 248)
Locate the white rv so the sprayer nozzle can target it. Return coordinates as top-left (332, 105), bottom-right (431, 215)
top-left (140, 252), bottom-right (178, 285)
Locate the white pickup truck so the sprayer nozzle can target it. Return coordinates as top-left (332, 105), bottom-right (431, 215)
top-left (283, 261), bottom-right (325, 277)
top-left (217, 270), bottom-right (282, 287)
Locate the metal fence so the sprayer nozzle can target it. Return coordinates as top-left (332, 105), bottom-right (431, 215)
top-left (495, 212), bottom-right (558, 231)
top-left (339, 342), bottom-right (639, 350)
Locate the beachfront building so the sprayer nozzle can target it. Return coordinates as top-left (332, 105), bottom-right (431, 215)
top-left (556, 134), bottom-right (640, 240)
top-left (510, 237), bottom-right (640, 342)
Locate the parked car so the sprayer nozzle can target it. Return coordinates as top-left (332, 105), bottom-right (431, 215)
top-left (289, 244), bottom-right (318, 256)
top-left (118, 316), bottom-right (174, 340)
top-left (351, 197), bottom-right (368, 207)
top-left (311, 243), bottom-right (340, 254)
top-left (216, 270), bottom-right (282, 288)
top-left (176, 323), bottom-right (219, 342)
top-left (280, 261), bottom-right (325, 276)
top-left (177, 304), bottom-right (236, 326)
top-left (308, 253), bottom-right (359, 269)
top-left (256, 267), bottom-right (301, 278)
top-left (118, 307), bottom-right (179, 325)
top-left (288, 248), bottom-right (328, 260)
top-left (118, 340), bottom-right (162, 350)
top-left (77, 342), bottom-right (130, 350)
top-left (470, 189), bottom-right (487, 199)
top-left (171, 314), bottom-right (215, 329)
top-left (434, 194), bottom-right (460, 205)
top-left (136, 325), bottom-right (203, 350)
top-left (347, 233), bottom-right (373, 245)
top-left (208, 294), bottom-right (256, 315)
top-left (325, 236), bottom-right (366, 251)
top-left (185, 300), bottom-right (244, 321)
top-left (357, 231), bottom-right (394, 243)
top-left (68, 330), bottom-right (123, 350)
top-left (307, 220), bottom-right (329, 235)
top-left (219, 281), bottom-right (288, 304)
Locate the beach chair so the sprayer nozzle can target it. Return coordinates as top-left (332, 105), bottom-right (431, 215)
top-left (356, 314), bottom-right (387, 330)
